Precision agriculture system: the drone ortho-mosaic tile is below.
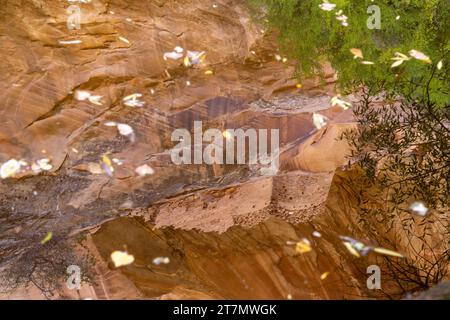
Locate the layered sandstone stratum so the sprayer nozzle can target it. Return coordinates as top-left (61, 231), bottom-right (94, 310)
top-left (0, 0), bottom-right (447, 299)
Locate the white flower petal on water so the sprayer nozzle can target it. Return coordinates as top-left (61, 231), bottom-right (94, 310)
top-left (104, 121), bottom-right (117, 127)
top-left (361, 61), bottom-right (375, 65)
top-left (111, 251), bottom-right (134, 267)
top-left (409, 201), bottom-right (429, 216)
top-left (437, 60), bottom-right (443, 70)
top-left (135, 164), bottom-right (154, 177)
top-left (312, 113), bottom-right (327, 129)
top-left (1, 159), bottom-right (21, 179)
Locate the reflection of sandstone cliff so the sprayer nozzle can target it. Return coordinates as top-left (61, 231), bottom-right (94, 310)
top-left (0, 0), bottom-right (446, 300)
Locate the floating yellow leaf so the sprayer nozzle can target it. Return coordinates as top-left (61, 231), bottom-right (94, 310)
top-left (373, 247), bottom-right (404, 258)
top-left (350, 48), bottom-right (363, 59)
top-left (119, 36), bottom-right (130, 45)
top-left (101, 154), bottom-right (114, 176)
top-left (41, 231), bottom-right (53, 245)
top-left (343, 242), bottom-right (360, 257)
top-left (111, 250), bottom-right (135, 267)
top-left (183, 56), bottom-right (190, 67)
top-left (296, 83), bottom-right (302, 89)
top-left (204, 70), bottom-right (214, 75)
top-left (320, 272), bottom-right (330, 280)
top-left (295, 238), bottom-right (312, 254)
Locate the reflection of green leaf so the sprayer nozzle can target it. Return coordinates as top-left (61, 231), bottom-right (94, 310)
top-left (41, 232), bottom-right (53, 245)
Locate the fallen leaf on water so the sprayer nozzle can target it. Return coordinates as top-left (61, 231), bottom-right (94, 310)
top-left (391, 52), bottom-right (410, 68)
top-left (186, 50), bottom-right (206, 66)
top-left (204, 70), bottom-right (214, 75)
top-left (41, 231), bottom-right (53, 245)
top-left (59, 39), bottom-right (82, 45)
top-left (174, 46), bottom-right (184, 53)
top-left (88, 95), bottom-right (103, 106)
top-left (350, 48), bottom-right (363, 59)
top-left (104, 121), bottom-right (117, 127)
top-left (111, 251), bottom-right (134, 267)
top-left (123, 93), bottom-right (142, 101)
top-left (340, 236), bottom-right (373, 257)
top-left (1, 159), bottom-right (21, 179)
top-left (373, 247), bottom-right (404, 258)
top-left (152, 257), bottom-right (170, 265)
top-left (123, 93), bottom-right (145, 107)
top-left (331, 96), bottom-right (352, 110)
top-left (135, 164), bottom-right (155, 176)
top-left (320, 272), bottom-right (330, 280)
top-left (409, 201), bottom-right (429, 216)
top-left (183, 56), bottom-right (190, 67)
top-left (87, 163), bottom-right (103, 174)
top-left (163, 51), bottom-right (183, 61)
top-left (36, 158), bottom-right (53, 171)
top-left (312, 231), bottom-right (322, 238)
top-left (119, 36), bottom-right (130, 45)
top-left (319, 1), bottom-right (336, 11)
top-left (343, 241), bottom-right (361, 257)
top-left (312, 113), bottom-right (327, 129)
top-left (117, 123), bottom-right (135, 142)
top-left (409, 50), bottom-right (431, 63)
top-left (74, 90), bottom-right (91, 101)
top-left (101, 154), bottom-right (114, 176)
top-left (295, 238), bottom-right (312, 254)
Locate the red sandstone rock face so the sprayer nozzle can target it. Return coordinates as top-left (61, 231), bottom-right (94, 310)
top-left (4, 0), bottom-right (431, 300)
